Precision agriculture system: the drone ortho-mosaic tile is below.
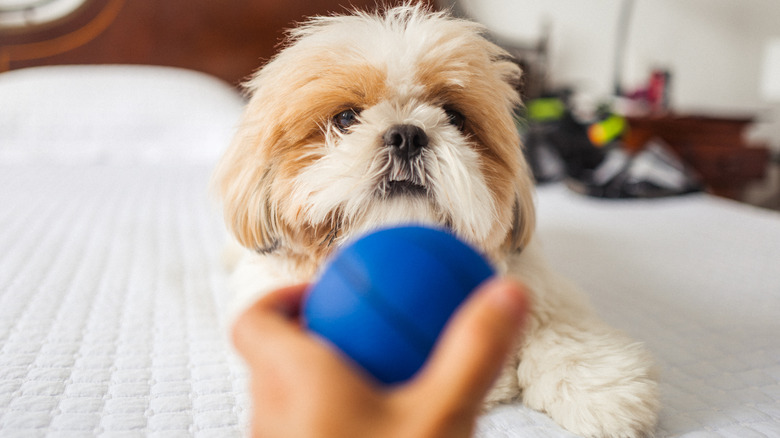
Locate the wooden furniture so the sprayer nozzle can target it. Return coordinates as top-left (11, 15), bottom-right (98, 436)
top-left (1, 0), bottom-right (434, 87)
top-left (623, 114), bottom-right (770, 199)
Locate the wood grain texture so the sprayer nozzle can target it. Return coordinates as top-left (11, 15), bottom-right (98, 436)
top-left (1, 0), bottom-right (435, 86)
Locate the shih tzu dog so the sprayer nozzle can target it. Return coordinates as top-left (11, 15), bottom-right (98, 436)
top-left (213, 4), bottom-right (659, 437)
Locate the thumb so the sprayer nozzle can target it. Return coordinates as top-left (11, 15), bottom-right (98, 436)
top-left (405, 277), bottom-right (530, 411)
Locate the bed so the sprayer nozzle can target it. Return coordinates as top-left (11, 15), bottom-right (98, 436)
top-left (2, 62), bottom-right (779, 438)
top-left (2, 2), bottom-right (780, 437)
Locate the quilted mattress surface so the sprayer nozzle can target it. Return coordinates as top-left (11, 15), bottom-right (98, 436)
top-left (0, 165), bottom-right (249, 436)
top-left (1, 65), bottom-right (779, 437)
top-left (2, 165), bottom-right (778, 437)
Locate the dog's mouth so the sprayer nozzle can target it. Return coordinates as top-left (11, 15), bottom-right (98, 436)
top-left (383, 180), bottom-right (427, 197)
top-left (377, 156), bottom-right (429, 198)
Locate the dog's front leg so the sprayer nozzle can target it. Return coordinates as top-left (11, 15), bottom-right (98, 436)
top-left (503, 244), bottom-right (659, 437)
top-left (516, 315), bottom-right (659, 438)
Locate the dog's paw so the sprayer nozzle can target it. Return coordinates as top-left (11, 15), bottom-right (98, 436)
top-left (518, 324), bottom-right (660, 438)
top-left (523, 374), bottom-right (659, 438)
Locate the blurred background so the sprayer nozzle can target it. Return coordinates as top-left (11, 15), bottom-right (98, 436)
top-left (451, 0), bottom-right (780, 209)
top-left (2, 0), bottom-right (779, 208)
top-left (3, 3), bottom-right (779, 437)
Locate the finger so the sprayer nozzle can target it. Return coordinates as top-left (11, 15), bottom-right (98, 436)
top-left (231, 284), bottom-right (384, 397)
top-left (405, 277), bottom-right (530, 411)
top-left (231, 283), bottom-right (377, 380)
top-left (256, 283), bottom-right (309, 319)
top-left (231, 284), bottom-right (309, 360)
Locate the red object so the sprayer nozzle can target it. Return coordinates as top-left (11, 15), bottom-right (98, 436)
top-left (647, 69), bottom-right (670, 112)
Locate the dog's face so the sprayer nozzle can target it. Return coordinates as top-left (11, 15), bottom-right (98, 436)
top-left (214, 5), bottom-right (535, 270)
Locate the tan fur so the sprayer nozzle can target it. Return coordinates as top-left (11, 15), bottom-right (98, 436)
top-left (213, 6), bottom-right (659, 437)
top-left (212, 4), bottom-right (534, 273)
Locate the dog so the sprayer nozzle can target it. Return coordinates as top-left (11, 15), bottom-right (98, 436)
top-left (213, 5), bottom-right (660, 437)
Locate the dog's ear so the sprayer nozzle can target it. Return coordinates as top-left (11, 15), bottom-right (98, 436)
top-left (499, 57), bottom-right (535, 252)
top-left (508, 156), bottom-right (537, 252)
top-left (496, 55), bottom-right (524, 98)
top-left (212, 129), bottom-right (282, 254)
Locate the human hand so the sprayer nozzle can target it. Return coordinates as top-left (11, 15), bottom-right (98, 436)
top-left (232, 277), bottom-right (530, 438)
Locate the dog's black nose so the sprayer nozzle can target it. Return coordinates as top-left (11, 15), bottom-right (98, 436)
top-left (383, 124), bottom-right (429, 160)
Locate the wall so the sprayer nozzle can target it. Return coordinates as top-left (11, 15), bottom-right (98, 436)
top-left (457, 0), bottom-right (780, 149)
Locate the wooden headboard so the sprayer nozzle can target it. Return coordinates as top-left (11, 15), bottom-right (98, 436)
top-left (0, 0), bottom-right (435, 86)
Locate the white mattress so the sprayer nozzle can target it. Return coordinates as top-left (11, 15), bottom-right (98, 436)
top-left (0, 164), bottom-right (249, 436)
top-left (1, 65), bottom-right (779, 437)
top-left (478, 185), bottom-right (780, 438)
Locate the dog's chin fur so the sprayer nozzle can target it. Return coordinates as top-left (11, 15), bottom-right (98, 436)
top-left (213, 5), bottom-right (660, 437)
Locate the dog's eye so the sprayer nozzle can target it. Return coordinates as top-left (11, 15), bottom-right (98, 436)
top-left (333, 109), bottom-right (360, 133)
top-left (445, 108), bottom-right (466, 131)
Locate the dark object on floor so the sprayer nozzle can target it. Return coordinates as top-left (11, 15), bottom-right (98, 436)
top-left (566, 139), bottom-right (702, 198)
top-left (522, 97), bottom-right (701, 198)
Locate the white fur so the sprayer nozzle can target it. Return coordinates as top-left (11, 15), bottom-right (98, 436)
top-left (486, 241), bottom-right (660, 437)
top-left (291, 100), bottom-right (498, 249)
top-left (227, 239), bottom-right (660, 438)
top-left (216, 5), bottom-right (660, 437)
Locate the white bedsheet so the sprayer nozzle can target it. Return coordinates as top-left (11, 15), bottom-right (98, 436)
top-left (1, 65), bottom-right (779, 437)
top-left (478, 185), bottom-right (780, 438)
top-left (0, 164), bottom-right (249, 436)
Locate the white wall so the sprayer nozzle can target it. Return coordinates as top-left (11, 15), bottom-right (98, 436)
top-left (457, 0), bottom-right (780, 148)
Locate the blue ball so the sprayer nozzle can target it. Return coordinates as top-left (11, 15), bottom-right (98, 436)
top-left (303, 225), bottom-right (495, 385)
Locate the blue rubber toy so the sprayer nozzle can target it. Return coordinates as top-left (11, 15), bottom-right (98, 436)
top-left (303, 225), bottom-right (495, 385)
